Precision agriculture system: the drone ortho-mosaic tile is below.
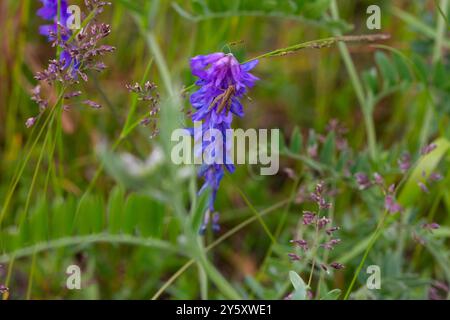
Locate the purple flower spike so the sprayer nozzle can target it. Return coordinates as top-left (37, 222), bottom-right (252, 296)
top-left (189, 53), bottom-right (258, 233)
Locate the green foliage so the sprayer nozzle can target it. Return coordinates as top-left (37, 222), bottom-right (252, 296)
top-left (0, 0), bottom-right (449, 301)
top-left (289, 271), bottom-right (308, 300)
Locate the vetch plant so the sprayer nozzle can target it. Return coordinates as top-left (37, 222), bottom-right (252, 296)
top-left (188, 52), bottom-right (259, 233)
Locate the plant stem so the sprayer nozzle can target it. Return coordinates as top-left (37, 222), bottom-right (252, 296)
top-left (0, 90), bottom-right (65, 227)
top-left (330, 0), bottom-right (377, 161)
top-left (343, 210), bottom-right (389, 299)
top-left (151, 199), bottom-right (289, 299)
top-left (307, 219), bottom-right (321, 288)
top-left (419, 0), bottom-right (448, 146)
top-left (256, 177), bottom-right (300, 280)
top-left (0, 234), bottom-right (180, 264)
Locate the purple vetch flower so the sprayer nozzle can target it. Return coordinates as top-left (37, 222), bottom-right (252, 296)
top-left (37, 0), bottom-right (74, 69)
top-left (37, 0), bottom-right (70, 41)
top-left (188, 52), bottom-right (259, 233)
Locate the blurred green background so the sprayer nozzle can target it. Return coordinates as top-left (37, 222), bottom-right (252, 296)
top-left (0, 0), bottom-right (449, 300)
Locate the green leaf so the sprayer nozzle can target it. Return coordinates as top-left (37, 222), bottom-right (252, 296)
top-left (123, 194), bottom-right (143, 234)
top-left (191, 190), bottom-right (210, 233)
top-left (289, 126), bottom-right (302, 154)
top-left (107, 186), bottom-right (126, 234)
top-left (115, 0), bottom-right (143, 14)
top-left (51, 197), bottom-right (76, 239)
top-left (320, 131), bottom-right (335, 165)
top-left (289, 270), bottom-right (307, 300)
top-left (76, 194), bottom-right (105, 235)
top-left (362, 67), bottom-right (379, 93)
top-left (320, 288), bottom-right (342, 300)
top-left (432, 61), bottom-right (446, 87)
top-left (375, 51), bottom-right (397, 88)
top-left (411, 54), bottom-right (428, 83)
top-left (398, 138), bottom-right (450, 207)
top-left (138, 198), bottom-right (165, 238)
top-left (29, 197), bottom-right (49, 243)
top-left (392, 53), bottom-right (412, 82)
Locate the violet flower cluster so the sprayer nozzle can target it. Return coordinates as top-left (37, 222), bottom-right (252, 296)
top-left (28, 0), bottom-right (114, 127)
top-left (189, 53), bottom-right (258, 233)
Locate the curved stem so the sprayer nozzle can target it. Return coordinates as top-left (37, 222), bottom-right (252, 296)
top-left (330, 0), bottom-right (377, 161)
top-left (343, 210), bottom-right (388, 299)
top-left (0, 234), bottom-right (180, 263)
top-left (151, 199), bottom-right (289, 299)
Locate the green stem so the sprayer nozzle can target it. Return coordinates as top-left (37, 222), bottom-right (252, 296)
top-left (151, 199), bottom-right (289, 299)
top-left (0, 234), bottom-right (180, 263)
top-left (343, 210), bottom-right (389, 299)
top-left (419, 0), bottom-right (448, 146)
top-left (330, 0), bottom-right (377, 161)
top-left (182, 33), bottom-right (388, 94)
top-left (256, 177), bottom-right (300, 280)
top-left (0, 91), bottom-right (65, 227)
top-left (25, 250), bottom-right (37, 300)
top-left (231, 178), bottom-right (277, 245)
top-left (307, 219), bottom-right (321, 288)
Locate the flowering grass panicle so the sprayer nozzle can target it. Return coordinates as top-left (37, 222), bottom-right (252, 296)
top-left (126, 81), bottom-right (161, 138)
top-left (289, 182), bottom-right (344, 282)
top-left (29, 1), bottom-right (114, 127)
top-left (189, 52), bottom-right (258, 233)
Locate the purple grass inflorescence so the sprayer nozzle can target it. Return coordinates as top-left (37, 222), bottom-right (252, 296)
top-left (28, 1), bottom-right (114, 127)
top-left (189, 52), bottom-right (259, 234)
